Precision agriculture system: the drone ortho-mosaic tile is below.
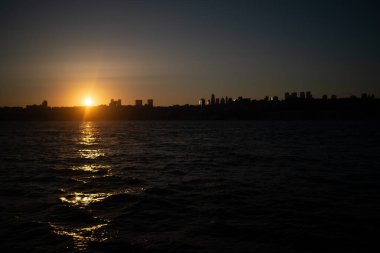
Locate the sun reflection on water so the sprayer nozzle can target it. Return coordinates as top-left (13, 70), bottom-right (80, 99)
top-left (79, 122), bottom-right (98, 145)
top-left (69, 164), bottom-right (111, 173)
top-left (59, 192), bottom-right (113, 207)
top-left (50, 223), bottom-right (109, 251)
top-left (52, 122), bottom-right (113, 250)
top-left (77, 123), bottom-right (106, 159)
top-left (78, 149), bottom-right (105, 159)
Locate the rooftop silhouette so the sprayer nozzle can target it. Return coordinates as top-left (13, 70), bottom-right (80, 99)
top-left (0, 92), bottom-right (379, 121)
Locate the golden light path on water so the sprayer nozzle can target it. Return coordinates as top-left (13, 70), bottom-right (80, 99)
top-left (49, 223), bottom-right (109, 250)
top-left (69, 164), bottom-right (111, 173)
top-left (78, 149), bottom-right (105, 159)
top-left (52, 122), bottom-right (113, 250)
top-left (59, 192), bottom-right (113, 207)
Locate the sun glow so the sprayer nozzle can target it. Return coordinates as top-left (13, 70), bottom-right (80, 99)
top-left (84, 97), bottom-right (93, 107)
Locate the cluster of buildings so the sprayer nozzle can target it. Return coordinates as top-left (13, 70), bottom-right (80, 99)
top-left (198, 94), bottom-right (243, 106)
top-left (135, 99), bottom-right (153, 107)
top-left (285, 92), bottom-right (375, 100)
top-left (108, 99), bottom-right (122, 108)
top-left (24, 92), bottom-right (376, 110)
top-left (199, 91), bottom-right (376, 107)
top-left (109, 99), bottom-right (154, 107)
top-left (26, 100), bottom-right (48, 109)
top-left (360, 93), bottom-right (376, 99)
top-left (285, 91), bottom-right (313, 100)
top-left (198, 93), bottom-right (282, 106)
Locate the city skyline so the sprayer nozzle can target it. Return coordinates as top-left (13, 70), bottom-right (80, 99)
top-left (2, 90), bottom-right (379, 121)
top-left (1, 1), bottom-right (380, 106)
top-left (14, 90), bottom-right (377, 109)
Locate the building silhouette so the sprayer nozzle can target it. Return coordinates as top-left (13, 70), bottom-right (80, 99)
top-left (270, 96), bottom-right (279, 101)
top-left (109, 99), bottom-right (122, 108)
top-left (199, 98), bottom-right (206, 107)
top-left (211, 94), bottom-right (215, 105)
top-left (285, 92), bottom-right (313, 100)
top-left (26, 100), bottom-right (49, 109)
top-left (3, 91), bottom-right (380, 121)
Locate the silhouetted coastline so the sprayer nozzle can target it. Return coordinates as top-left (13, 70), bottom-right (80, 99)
top-left (1, 96), bottom-right (380, 121)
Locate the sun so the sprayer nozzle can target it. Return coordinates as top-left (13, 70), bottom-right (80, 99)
top-left (84, 97), bottom-right (93, 107)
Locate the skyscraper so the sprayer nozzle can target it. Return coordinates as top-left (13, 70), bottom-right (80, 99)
top-left (211, 94), bottom-right (215, 105)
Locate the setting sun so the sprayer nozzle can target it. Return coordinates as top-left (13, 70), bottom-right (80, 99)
top-left (84, 97), bottom-right (93, 107)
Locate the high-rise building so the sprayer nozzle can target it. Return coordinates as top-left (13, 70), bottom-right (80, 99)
top-left (211, 94), bottom-right (215, 105)
top-left (199, 98), bottom-right (206, 107)
top-left (306, 91), bottom-right (312, 99)
top-left (285, 92), bottom-right (290, 100)
top-left (291, 92), bottom-right (298, 98)
top-left (135, 100), bottom-right (143, 107)
top-left (109, 99), bottom-right (122, 107)
top-left (322, 95), bottom-right (328, 100)
top-left (300, 92), bottom-right (306, 99)
top-left (147, 99), bottom-right (153, 107)
top-left (216, 98), bottom-right (220, 105)
top-left (220, 97), bottom-right (225, 104)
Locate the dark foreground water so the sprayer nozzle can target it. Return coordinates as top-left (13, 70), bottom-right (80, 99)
top-left (1, 121), bottom-right (380, 252)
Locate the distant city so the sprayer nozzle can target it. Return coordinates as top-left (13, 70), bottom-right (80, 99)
top-left (198, 91), bottom-right (376, 107)
top-left (1, 91), bottom-right (379, 121)
top-left (19, 91), bottom-right (378, 109)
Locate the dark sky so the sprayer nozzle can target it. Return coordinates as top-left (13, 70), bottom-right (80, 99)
top-left (1, 0), bottom-right (379, 106)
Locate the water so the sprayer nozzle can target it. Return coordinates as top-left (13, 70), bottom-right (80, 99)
top-left (1, 121), bottom-right (380, 252)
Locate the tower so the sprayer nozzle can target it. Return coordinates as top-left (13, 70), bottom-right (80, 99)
top-left (211, 94), bottom-right (215, 105)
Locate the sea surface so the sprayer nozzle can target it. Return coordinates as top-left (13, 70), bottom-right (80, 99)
top-left (1, 121), bottom-right (380, 252)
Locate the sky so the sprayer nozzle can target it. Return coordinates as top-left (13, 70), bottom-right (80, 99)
top-left (1, 0), bottom-right (379, 106)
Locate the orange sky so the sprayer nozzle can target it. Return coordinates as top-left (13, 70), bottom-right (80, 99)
top-left (1, 1), bottom-right (379, 107)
